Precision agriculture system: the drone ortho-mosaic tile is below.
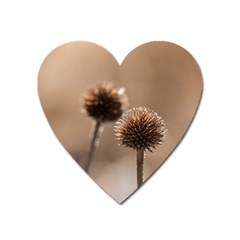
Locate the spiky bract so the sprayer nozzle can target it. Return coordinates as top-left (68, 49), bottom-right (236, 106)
top-left (115, 107), bottom-right (167, 152)
top-left (83, 82), bottom-right (127, 122)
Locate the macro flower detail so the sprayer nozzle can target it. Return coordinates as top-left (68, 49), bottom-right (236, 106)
top-left (115, 106), bottom-right (167, 188)
top-left (83, 82), bottom-right (128, 172)
top-left (83, 82), bottom-right (128, 122)
top-left (114, 107), bottom-right (167, 152)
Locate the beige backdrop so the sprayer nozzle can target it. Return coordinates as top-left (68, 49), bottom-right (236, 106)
top-left (38, 41), bottom-right (202, 203)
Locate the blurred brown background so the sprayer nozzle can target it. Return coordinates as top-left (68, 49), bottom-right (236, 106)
top-left (38, 41), bottom-right (202, 203)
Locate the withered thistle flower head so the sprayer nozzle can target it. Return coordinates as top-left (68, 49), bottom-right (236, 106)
top-left (115, 107), bottom-right (167, 152)
top-left (83, 82), bottom-right (128, 122)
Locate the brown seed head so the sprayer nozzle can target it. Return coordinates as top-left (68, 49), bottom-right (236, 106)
top-left (115, 107), bottom-right (167, 152)
top-left (83, 82), bottom-right (128, 122)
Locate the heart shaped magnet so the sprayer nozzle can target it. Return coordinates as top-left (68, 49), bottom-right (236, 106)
top-left (38, 41), bottom-right (202, 203)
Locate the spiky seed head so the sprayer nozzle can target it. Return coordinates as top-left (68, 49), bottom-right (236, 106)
top-left (114, 107), bottom-right (167, 152)
top-left (83, 82), bottom-right (128, 122)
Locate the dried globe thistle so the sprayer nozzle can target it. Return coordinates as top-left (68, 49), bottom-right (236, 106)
top-left (115, 107), bottom-right (167, 152)
top-left (83, 82), bottom-right (127, 122)
top-left (115, 107), bottom-right (167, 187)
top-left (83, 82), bottom-right (128, 172)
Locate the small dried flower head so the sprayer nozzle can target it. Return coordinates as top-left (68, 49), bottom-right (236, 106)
top-left (115, 107), bottom-right (167, 152)
top-left (83, 82), bottom-right (128, 122)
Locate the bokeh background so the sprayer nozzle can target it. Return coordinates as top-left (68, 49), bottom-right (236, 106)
top-left (38, 41), bottom-right (202, 203)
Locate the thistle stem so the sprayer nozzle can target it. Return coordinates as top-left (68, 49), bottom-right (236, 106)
top-left (137, 149), bottom-right (144, 188)
top-left (85, 120), bottom-right (101, 172)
